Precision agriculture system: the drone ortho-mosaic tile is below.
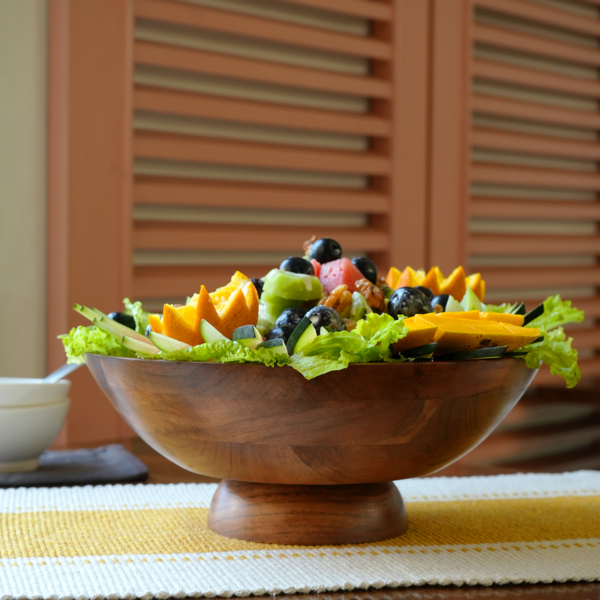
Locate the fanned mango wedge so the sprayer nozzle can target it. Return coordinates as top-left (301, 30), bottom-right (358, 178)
top-left (160, 272), bottom-right (260, 346)
top-left (392, 317), bottom-right (443, 354)
top-left (416, 314), bottom-right (539, 353)
top-left (385, 265), bottom-right (485, 302)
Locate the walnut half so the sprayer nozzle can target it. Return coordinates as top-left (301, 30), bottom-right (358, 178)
top-left (355, 278), bottom-right (385, 312)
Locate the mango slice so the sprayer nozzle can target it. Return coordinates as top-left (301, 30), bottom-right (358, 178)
top-left (163, 304), bottom-right (204, 346)
top-left (480, 312), bottom-right (524, 327)
top-left (421, 267), bottom-right (441, 296)
top-left (416, 314), bottom-right (540, 353)
top-left (392, 318), bottom-right (443, 354)
top-left (386, 266), bottom-right (402, 289)
top-left (148, 314), bottom-right (163, 334)
top-left (466, 273), bottom-right (485, 302)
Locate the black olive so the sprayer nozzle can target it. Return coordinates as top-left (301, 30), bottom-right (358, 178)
top-left (305, 305), bottom-right (346, 334)
top-left (108, 311), bottom-right (136, 330)
top-left (267, 324), bottom-right (296, 344)
top-left (415, 286), bottom-right (434, 300)
top-left (351, 257), bottom-right (378, 284)
top-left (431, 294), bottom-right (450, 311)
top-left (280, 257), bottom-right (315, 275)
top-left (144, 324), bottom-right (153, 338)
top-left (250, 278), bottom-right (264, 298)
top-left (308, 238), bottom-right (342, 264)
top-left (275, 306), bottom-right (308, 329)
top-left (388, 287), bottom-right (433, 319)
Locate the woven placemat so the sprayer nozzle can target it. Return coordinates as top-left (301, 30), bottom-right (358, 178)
top-left (0, 445), bottom-right (148, 487)
top-left (0, 471), bottom-right (599, 599)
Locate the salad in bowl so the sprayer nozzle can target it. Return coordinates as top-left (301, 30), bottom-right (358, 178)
top-left (61, 236), bottom-right (584, 387)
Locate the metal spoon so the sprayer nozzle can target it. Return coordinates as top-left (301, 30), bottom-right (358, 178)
top-left (44, 363), bottom-right (83, 383)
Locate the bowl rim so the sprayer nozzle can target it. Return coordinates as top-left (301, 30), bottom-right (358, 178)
top-left (84, 352), bottom-right (532, 367)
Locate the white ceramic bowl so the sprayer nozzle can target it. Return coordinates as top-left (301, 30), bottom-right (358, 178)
top-left (0, 379), bottom-right (72, 472)
top-left (0, 378), bottom-right (70, 407)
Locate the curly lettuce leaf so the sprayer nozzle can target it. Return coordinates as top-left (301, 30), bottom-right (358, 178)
top-left (522, 327), bottom-right (580, 389)
top-left (123, 298), bottom-right (150, 335)
top-left (290, 313), bottom-right (407, 379)
top-left (527, 294), bottom-right (585, 331)
top-left (60, 326), bottom-right (136, 364)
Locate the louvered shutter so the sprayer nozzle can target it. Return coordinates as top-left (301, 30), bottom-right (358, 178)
top-left (130, 0), bottom-right (400, 310)
top-left (468, 0), bottom-right (600, 385)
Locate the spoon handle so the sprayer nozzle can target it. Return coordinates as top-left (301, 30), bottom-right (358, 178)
top-left (44, 362), bottom-right (83, 383)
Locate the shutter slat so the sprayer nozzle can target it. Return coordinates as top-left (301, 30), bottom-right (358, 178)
top-left (473, 95), bottom-right (600, 129)
top-left (134, 223), bottom-right (389, 252)
top-left (472, 198), bottom-right (600, 220)
top-left (133, 87), bottom-right (390, 136)
top-left (134, 178), bottom-right (389, 213)
top-left (473, 23), bottom-right (600, 67)
top-left (135, 0), bottom-right (390, 60)
top-left (472, 128), bottom-right (600, 159)
top-left (134, 131), bottom-right (389, 174)
top-left (134, 41), bottom-right (392, 98)
top-left (470, 234), bottom-right (600, 255)
top-left (475, 0), bottom-right (600, 37)
top-left (473, 59), bottom-right (600, 98)
top-left (472, 164), bottom-right (600, 189)
top-left (276, 0), bottom-right (392, 21)
top-left (482, 266), bottom-right (600, 288)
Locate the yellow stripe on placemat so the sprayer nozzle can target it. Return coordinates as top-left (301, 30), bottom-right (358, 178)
top-left (1, 495), bottom-right (599, 559)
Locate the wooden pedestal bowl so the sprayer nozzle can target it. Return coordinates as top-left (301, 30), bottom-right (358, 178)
top-left (86, 354), bottom-right (536, 545)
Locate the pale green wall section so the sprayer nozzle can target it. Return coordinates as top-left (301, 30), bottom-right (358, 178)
top-left (0, 0), bottom-right (48, 377)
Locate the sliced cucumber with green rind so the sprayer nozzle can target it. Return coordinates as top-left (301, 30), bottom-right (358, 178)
top-left (73, 304), bottom-right (100, 323)
top-left (523, 302), bottom-right (545, 326)
top-left (285, 316), bottom-right (314, 354)
top-left (122, 334), bottom-right (160, 354)
top-left (460, 288), bottom-right (481, 312)
top-left (401, 342), bottom-right (438, 359)
top-left (511, 302), bottom-right (526, 315)
top-left (256, 338), bottom-right (289, 356)
top-left (99, 316), bottom-right (153, 346)
top-left (293, 322), bottom-right (318, 354)
top-left (232, 325), bottom-right (263, 350)
top-left (199, 319), bottom-right (228, 343)
top-left (438, 345), bottom-right (508, 361)
top-left (504, 351), bottom-right (528, 357)
top-left (149, 331), bottom-right (190, 352)
top-left (93, 318), bottom-right (123, 341)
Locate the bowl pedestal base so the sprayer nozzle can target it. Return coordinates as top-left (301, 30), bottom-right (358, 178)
top-left (208, 479), bottom-right (408, 545)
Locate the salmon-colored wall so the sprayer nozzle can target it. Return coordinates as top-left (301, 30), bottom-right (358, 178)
top-left (48, 0), bottom-right (134, 446)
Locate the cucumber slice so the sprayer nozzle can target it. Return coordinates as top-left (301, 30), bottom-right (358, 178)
top-left (523, 302), bottom-right (545, 326)
top-left (122, 335), bottom-right (160, 355)
top-left (511, 302), bottom-right (526, 315)
top-left (401, 342), bottom-right (438, 359)
top-left (232, 325), bottom-right (263, 350)
top-left (294, 322), bottom-right (318, 354)
top-left (73, 304), bottom-right (99, 323)
top-left (504, 351), bottom-right (528, 357)
top-left (285, 316), bottom-right (315, 354)
top-left (93, 318), bottom-right (123, 341)
top-left (256, 338), bottom-right (289, 356)
top-left (439, 346), bottom-right (508, 361)
top-left (445, 296), bottom-right (464, 313)
top-left (99, 317), bottom-right (154, 346)
top-left (149, 331), bottom-right (191, 352)
top-left (199, 319), bottom-right (228, 342)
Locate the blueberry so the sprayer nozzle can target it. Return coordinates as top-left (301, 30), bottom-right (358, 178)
top-left (388, 287), bottom-right (433, 319)
top-left (351, 256), bottom-right (378, 284)
top-left (108, 311), bottom-right (136, 330)
top-left (267, 325), bottom-right (296, 344)
top-left (308, 238), bottom-right (342, 264)
top-left (280, 257), bottom-right (315, 275)
top-left (431, 294), bottom-right (450, 311)
top-left (145, 324), bottom-right (153, 338)
top-left (275, 306), bottom-right (308, 328)
top-left (250, 277), bottom-right (264, 298)
top-left (415, 286), bottom-right (434, 300)
top-left (305, 305), bottom-right (346, 334)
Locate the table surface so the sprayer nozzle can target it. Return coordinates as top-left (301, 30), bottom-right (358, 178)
top-left (118, 439), bottom-right (600, 600)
